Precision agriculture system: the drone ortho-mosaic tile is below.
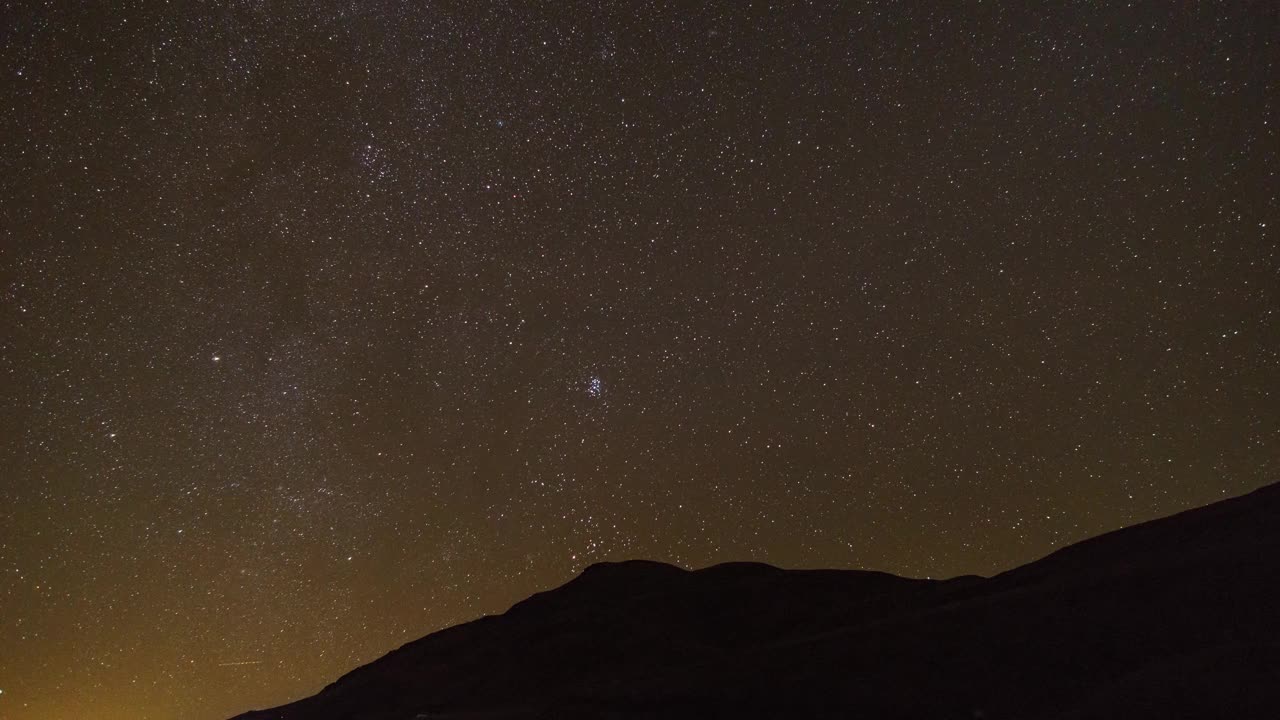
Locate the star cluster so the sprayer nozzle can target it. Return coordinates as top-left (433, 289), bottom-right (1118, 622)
top-left (1, 3), bottom-right (1276, 719)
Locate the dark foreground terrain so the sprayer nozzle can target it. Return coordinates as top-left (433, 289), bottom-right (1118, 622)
top-left (233, 482), bottom-right (1280, 719)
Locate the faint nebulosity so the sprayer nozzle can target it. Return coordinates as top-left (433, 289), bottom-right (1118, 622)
top-left (0, 3), bottom-right (1275, 719)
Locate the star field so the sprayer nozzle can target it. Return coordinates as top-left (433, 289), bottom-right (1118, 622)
top-left (1, 2), bottom-right (1276, 719)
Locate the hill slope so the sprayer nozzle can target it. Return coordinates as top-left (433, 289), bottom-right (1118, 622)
top-left (232, 483), bottom-right (1280, 719)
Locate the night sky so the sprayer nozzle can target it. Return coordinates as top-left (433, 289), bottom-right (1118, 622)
top-left (1, 2), bottom-right (1276, 719)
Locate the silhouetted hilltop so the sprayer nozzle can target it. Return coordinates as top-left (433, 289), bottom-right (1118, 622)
top-left (232, 482), bottom-right (1280, 720)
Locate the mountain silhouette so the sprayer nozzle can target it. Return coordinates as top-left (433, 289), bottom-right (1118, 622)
top-left (232, 482), bottom-right (1280, 719)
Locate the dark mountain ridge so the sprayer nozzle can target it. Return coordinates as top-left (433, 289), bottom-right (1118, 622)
top-left (233, 482), bottom-right (1280, 719)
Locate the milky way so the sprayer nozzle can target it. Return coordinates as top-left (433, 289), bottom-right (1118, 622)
top-left (1, 3), bottom-right (1276, 719)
